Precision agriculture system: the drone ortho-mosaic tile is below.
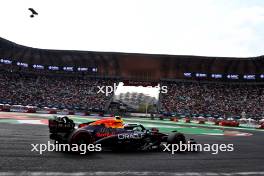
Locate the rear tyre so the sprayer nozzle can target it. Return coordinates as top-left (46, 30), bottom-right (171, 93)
top-left (69, 131), bottom-right (93, 154)
top-left (71, 132), bottom-right (92, 144)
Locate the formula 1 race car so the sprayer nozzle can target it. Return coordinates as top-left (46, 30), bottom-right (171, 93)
top-left (48, 116), bottom-right (195, 152)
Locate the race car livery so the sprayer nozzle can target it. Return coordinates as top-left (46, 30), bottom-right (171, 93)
top-left (48, 116), bottom-right (194, 152)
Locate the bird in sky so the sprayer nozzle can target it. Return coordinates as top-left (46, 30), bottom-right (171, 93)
top-left (28, 8), bottom-right (38, 18)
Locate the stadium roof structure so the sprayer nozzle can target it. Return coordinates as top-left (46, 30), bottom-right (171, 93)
top-left (1, 37), bottom-right (264, 81)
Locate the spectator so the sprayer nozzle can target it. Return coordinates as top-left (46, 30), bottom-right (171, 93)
top-left (0, 69), bottom-right (116, 111)
top-left (161, 81), bottom-right (264, 118)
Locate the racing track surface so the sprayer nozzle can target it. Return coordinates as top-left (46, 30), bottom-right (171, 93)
top-left (0, 122), bottom-right (264, 176)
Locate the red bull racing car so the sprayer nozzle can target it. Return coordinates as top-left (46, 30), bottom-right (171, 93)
top-left (48, 116), bottom-right (195, 152)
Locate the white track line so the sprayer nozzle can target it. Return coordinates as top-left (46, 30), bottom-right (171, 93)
top-left (0, 172), bottom-right (264, 176)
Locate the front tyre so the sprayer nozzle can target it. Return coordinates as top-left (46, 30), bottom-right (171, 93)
top-left (167, 132), bottom-right (186, 145)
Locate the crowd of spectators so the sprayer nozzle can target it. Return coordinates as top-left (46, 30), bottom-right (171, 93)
top-left (161, 81), bottom-right (264, 118)
top-left (2, 64), bottom-right (264, 117)
top-left (0, 69), bottom-right (116, 111)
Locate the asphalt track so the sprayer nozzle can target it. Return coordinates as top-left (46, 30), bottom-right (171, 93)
top-left (0, 117), bottom-right (264, 175)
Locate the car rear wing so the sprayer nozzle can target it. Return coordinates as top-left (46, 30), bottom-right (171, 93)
top-left (48, 116), bottom-right (75, 133)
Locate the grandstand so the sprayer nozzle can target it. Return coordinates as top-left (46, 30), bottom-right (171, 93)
top-left (0, 37), bottom-right (264, 119)
top-left (114, 92), bottom-right (157, 110)
top-left (160, 81), bottom-right (264, 119)
top-left (0, 70), bottom-right (116, 111)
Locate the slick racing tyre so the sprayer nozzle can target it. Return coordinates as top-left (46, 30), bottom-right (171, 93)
top-left (167, 132), bottom-right (186, 145)
top-left (70, 131), bottom-right (92, 145)
top-left (69, 131), bottom-right (93, 154)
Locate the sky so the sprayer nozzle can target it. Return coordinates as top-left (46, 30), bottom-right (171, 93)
top-left (1, 0), bottom-right (264, 97)
top-left (1, 0), bottom-right (264, 58)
